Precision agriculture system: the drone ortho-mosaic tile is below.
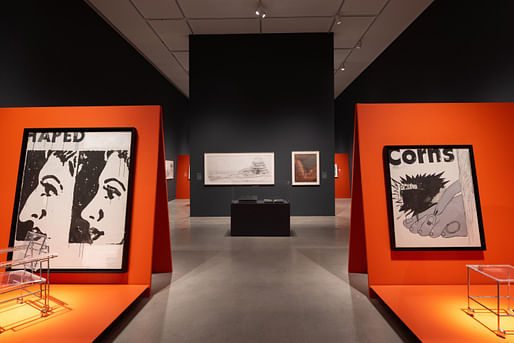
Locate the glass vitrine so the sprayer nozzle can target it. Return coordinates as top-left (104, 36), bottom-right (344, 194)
top-left (0, 232), bottom-right (57, 320)
top-left (466, 264), bottom-right (514, 337)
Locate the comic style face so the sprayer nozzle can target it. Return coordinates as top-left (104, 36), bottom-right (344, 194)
top-left (81, 152), bottom-right (129, 244)
top-left (11, 129), bottom-right (135, 271)
top-left (18, 152), bottom-right (76, 244)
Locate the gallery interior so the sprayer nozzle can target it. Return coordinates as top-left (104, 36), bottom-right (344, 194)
top-left (2, 0), bottom-right (514, 342)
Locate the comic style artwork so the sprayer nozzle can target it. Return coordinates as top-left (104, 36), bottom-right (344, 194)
top-left (384, 146), bottom-right (485, 250)
top-left (204, 153), bottom-right (274, 185)
top-left (10, 128), bottom-right (136, 271)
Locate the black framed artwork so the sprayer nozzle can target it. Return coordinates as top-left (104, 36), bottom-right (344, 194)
top-left (383, 145), bottom-right (485, 251)
top-left (9, 128), bottom-right (136, 272)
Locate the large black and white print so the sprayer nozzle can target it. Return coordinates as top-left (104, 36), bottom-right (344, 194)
top-left (204, 152), bottom-right (274, 185)
top-left (384, 145), bottom-right (485, 250)
top-left (10, 128), bottom-right (136, 271)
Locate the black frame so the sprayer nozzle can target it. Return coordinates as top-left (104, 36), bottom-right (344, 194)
top-left (9, 127), bottom-right (137, 272)
top-left (383, 145), bottom-right (486, 251)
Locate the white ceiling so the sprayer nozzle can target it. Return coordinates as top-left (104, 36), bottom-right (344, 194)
top-left (86, 0), bottom-right (433, 98)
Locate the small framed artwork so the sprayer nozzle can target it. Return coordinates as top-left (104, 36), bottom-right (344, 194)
top-left (292, 151), bottom-right (320, 186)
top-left (383, 145), bottom-right (485, 251)
top-left (204, 152), bottom-right (274, 185)
top-left (165, 160), bottom-right (174, 179)
top-left (9, 128), bottom-right (136, 272)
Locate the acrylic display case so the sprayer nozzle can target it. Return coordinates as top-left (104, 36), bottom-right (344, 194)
top-left (0, 232), bottom-right (57, 322)
top-left (466, 264), bottom-right (514, 337)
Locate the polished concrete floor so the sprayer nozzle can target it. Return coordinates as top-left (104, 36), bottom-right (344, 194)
top-left (97, 199), bottom-right (417, 343)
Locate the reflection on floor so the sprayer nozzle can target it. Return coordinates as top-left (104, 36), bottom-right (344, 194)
top-left (97, 199), bottom-right (418, 343)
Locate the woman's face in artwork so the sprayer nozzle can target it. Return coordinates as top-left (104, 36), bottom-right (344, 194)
top-left (19, 152), bottom-right (76, 244)
top-left (81, 152), bottom-right (129, 244)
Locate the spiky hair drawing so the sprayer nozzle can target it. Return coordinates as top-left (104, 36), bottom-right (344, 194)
top-left (391, 172), bottom-right (448, 217)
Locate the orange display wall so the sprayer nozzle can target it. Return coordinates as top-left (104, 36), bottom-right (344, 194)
top-left (334, 153), bottom-right (350, 198)
top-left (349, 103), bottom-right (514, 341)
top-left (0, 106), bottom-right (172, 341)
top-left (176, 154), bottom-right (190, 199)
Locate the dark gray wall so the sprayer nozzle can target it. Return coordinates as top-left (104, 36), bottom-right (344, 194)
top-left (335, 0), bottom-right (514, 186)
top-left (190, 33), bottom-right (335, 216)
top-left (0, 1), bottom-right (188, 201)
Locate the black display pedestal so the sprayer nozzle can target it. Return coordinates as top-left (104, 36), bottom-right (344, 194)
top-left (230, 200), bottom-right (290, 236)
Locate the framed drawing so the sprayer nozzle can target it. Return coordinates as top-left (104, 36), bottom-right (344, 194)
top-left (292, 151), bottom-right (320, 186)
top-left (204, 152), bottom-right (274, 185)
top-left (165, 160), bottom-right (174, 179)
top-left (383, 145), bottom-right (485, 251)
top-left (9, 128), bottom-right (136, 272)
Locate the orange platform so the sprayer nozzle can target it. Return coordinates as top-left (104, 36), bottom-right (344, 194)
top-left (0, 284), bottom-right (146, 342)
top-left (373, 285), bottom-right (514, 342)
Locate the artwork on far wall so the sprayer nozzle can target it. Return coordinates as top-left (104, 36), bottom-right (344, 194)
top-left (292, 151), bottom-right (320, 186)
top-left (204, 152), bottom-right (274, 185)
top-left (383, 145), bottom-right (485, 251)
top-left (165, 160), bottom-right (174, 179)
top-left (9, 128), bottom-right (136, 272)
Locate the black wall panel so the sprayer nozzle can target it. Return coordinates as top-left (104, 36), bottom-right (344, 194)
top-left (335, 0), bottom-right (514, 185)
top-left (0, 1), bottom-right (188, 200)
top-left (190, 33), bottom-right (335, 216)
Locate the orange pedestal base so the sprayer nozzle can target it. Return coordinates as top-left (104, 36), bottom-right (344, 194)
top-left (373, 285), bottom-right (514, 342)
top-left (0, 284), bottom-right (147, 342)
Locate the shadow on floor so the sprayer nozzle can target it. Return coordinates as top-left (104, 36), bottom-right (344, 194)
top-left (95, 294), bottom-right (151, 342)
top-left (370, 293), bottom-right (421, 343)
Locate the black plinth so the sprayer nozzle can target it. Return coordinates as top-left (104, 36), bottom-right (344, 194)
top-left (231, 200), bottom-right (290, 236)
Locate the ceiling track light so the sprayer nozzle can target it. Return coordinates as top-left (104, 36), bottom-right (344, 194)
top-left (256, 1), bottom-right (267, 18)
top-left (335, 14), bottom-right (342, 25)
top-left (356, 40), bottom-right (362, 49)
top-left (340, 64), bottom-right (345, 71)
